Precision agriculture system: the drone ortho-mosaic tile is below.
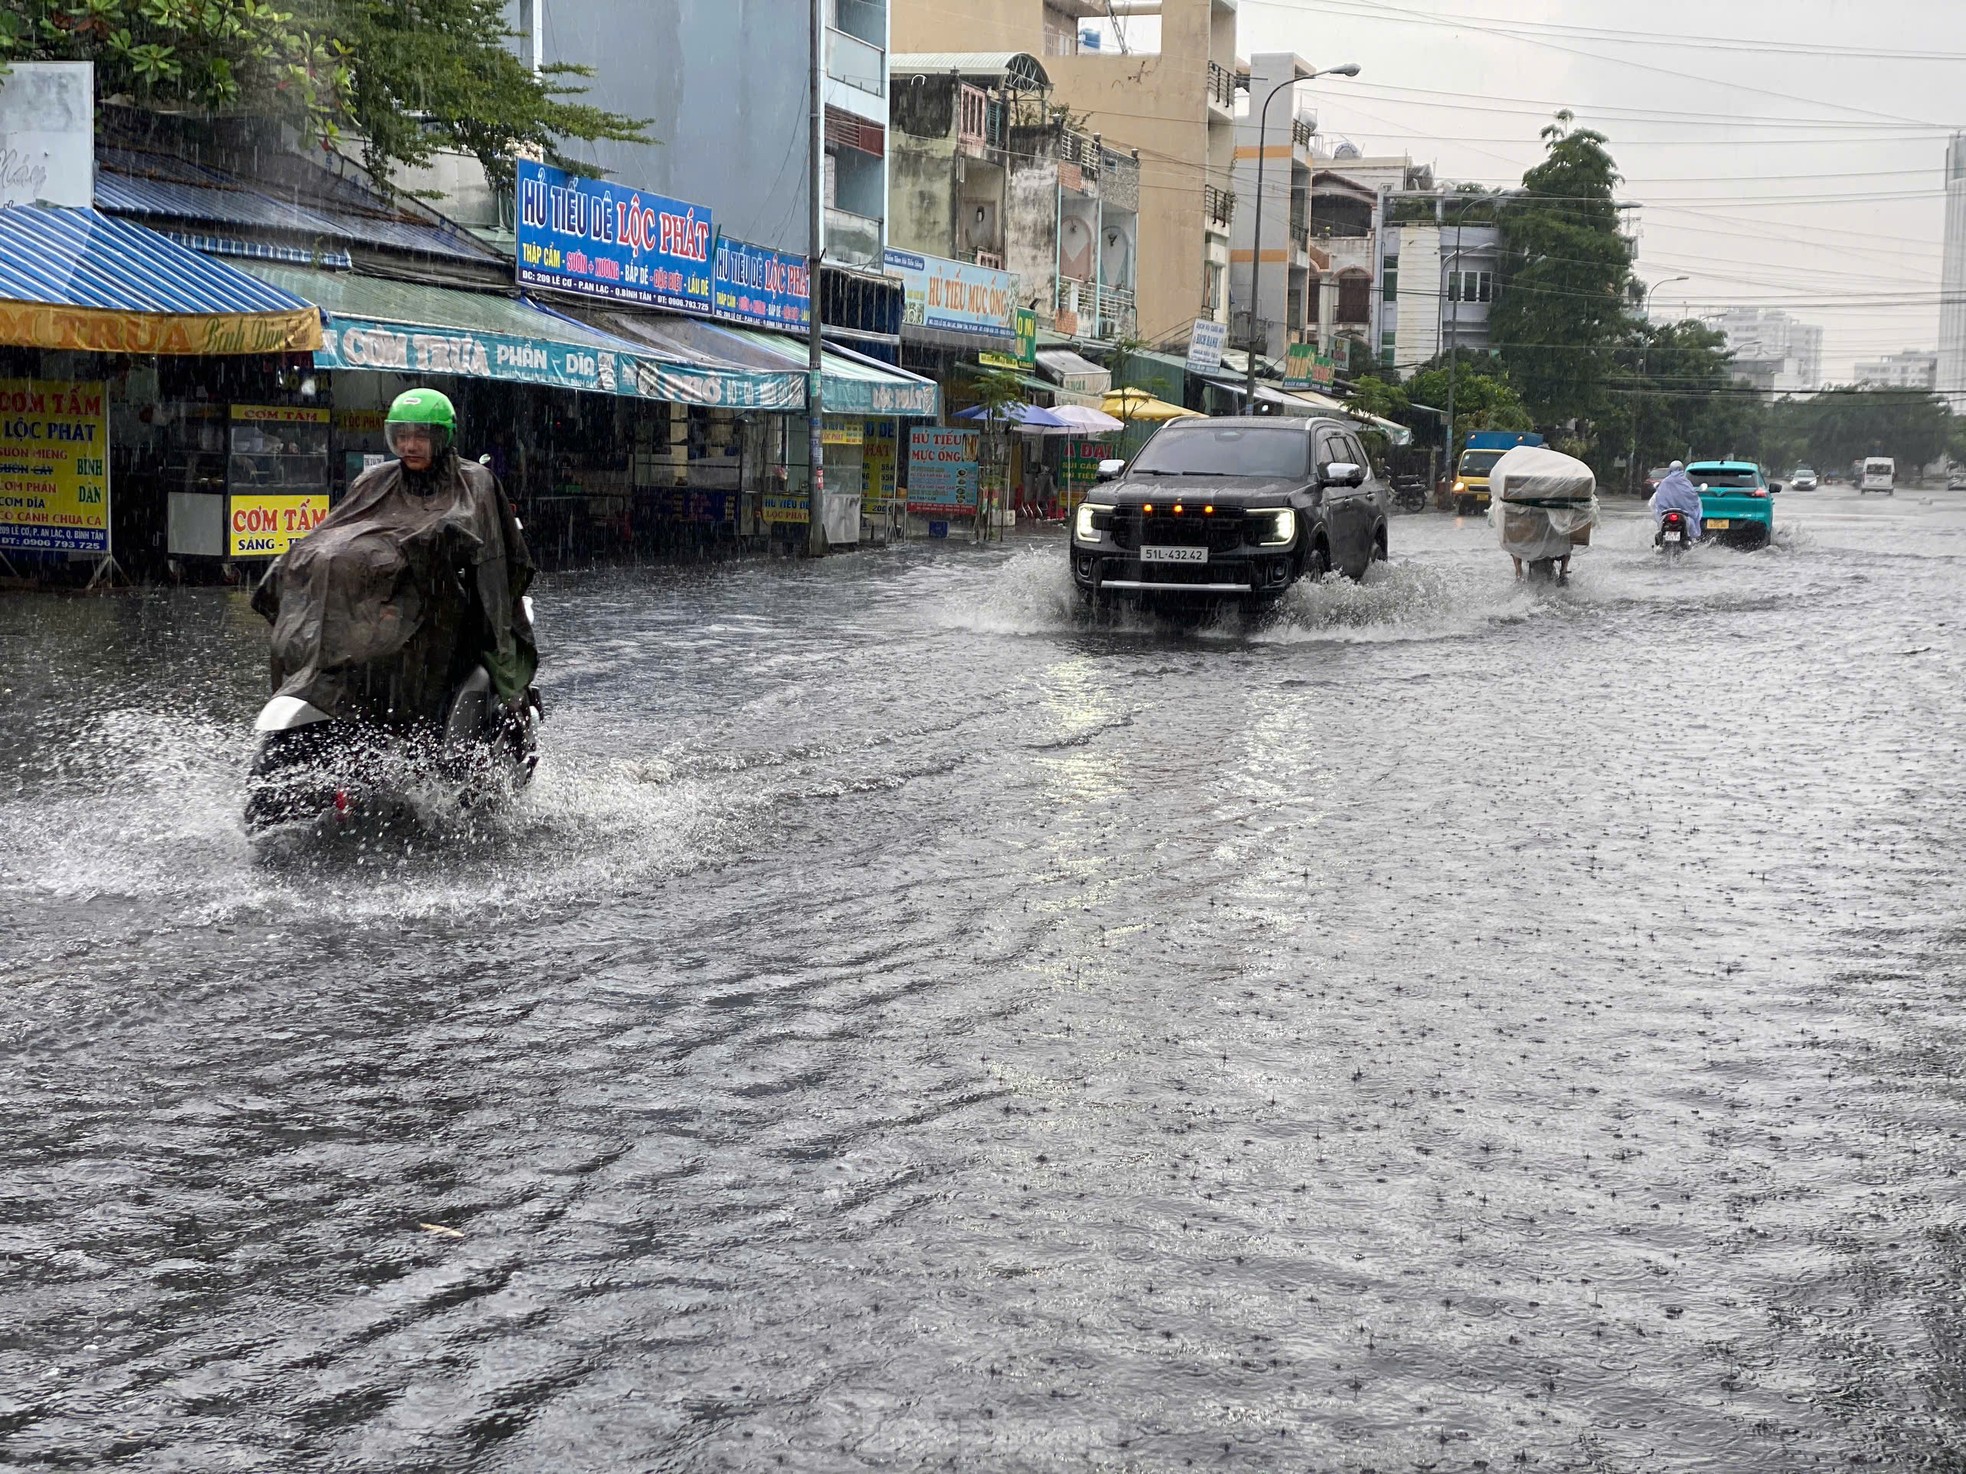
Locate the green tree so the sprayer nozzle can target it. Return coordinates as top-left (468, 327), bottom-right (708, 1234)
top-left (1, 0), bottom-right (647, 189)
top-left (320, 0), bottom-right (649, 191)
top-left (1344, 372), bottom-right (1409, 426)
top-left (1405, 353), bottom-right (1534, 453)
top-left (1618, 321), bottom-right (1762, 482)
top-left (1774, 386), bottom-right (1949, 476)
top-left (1489, 113), bottom-right (1633, 438)
top-left (1, 0), bottom-right (343, 137)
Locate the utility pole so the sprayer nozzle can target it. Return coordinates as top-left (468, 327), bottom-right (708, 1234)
top-left (1444, 216), bottom-right (1460, 476)
top-left (1629, 275), bottom-right (1689, 495)
top-left (1245, 63), bottom-right (1359, 408)
top-left (806, 0), bottom-right (826, 556)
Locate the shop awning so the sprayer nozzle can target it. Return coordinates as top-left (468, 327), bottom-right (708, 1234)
top-left (577, 310), bottom-right (808, 409)
top-left (240, 264), bottom-right (803, 410)
top-left (1280, 388), bottom-right (1414, 445)
top-left (1036, 347), bottom-right (1112, 395)
top-left (1207, 378), bottom-right (1322, 417)
top-left (0, 205), bottom-right (321, 355)
top-left (717, 325), bottom-right (940, 417)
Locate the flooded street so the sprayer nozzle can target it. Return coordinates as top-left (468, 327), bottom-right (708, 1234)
top-left (4, 486), bottom-right (1966, 1471)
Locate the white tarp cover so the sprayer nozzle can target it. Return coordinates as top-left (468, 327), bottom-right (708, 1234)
top-left (1487, 444), bottom-right (1599, 560)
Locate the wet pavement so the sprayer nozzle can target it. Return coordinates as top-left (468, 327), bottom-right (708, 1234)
top-left (3, 485), bottom-right (1965, 1471)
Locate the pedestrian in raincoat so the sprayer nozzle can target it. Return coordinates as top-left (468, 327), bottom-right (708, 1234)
top-left (1648, 460), bottom-right (1705, 539)
top-left (252, 388), bottom-right (537, 729)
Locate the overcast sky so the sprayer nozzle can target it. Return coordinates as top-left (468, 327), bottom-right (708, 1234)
top-left (1107, 0), bottom-right (1965, 382)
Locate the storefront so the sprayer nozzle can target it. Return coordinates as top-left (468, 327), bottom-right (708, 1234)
top-left (0, 205), bottom-right (322, 582)
top-left (237, 263), bottom-right (814, 565)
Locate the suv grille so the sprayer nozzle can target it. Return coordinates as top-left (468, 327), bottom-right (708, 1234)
top-left (1110, 510), bottom-right (1247, 552)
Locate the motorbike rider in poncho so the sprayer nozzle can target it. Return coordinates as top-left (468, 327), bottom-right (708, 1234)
top-left (251, 388), bottom-right (538, 730)
top-left (1648, 460), bottom-right (1705, 540)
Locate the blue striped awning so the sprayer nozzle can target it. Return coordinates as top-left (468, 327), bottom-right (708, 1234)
top-left (0, 205), bottom-right (321, 354)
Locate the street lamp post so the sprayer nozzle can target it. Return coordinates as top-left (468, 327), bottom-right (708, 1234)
top-left (1629, 274), bottom-right (1690, 494)
top-left (1244, 62), bottom-right (1359, 407)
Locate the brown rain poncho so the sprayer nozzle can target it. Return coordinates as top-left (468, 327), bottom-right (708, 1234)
top-left (252, 454), bottom-right (537, 727)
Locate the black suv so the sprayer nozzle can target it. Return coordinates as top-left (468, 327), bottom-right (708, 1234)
top-left (1069, 416), bottom-right (1389, 607)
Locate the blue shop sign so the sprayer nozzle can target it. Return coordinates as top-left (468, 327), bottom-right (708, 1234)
top-left (712, 237), bottom-right (811, 331)
top-left (515, 160), bottom-right (713, 314)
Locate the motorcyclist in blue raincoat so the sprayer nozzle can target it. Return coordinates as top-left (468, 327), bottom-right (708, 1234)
top-left (1648, 461), bottom-right (1704, 538)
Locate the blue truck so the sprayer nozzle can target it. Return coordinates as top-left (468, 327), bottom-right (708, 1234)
top-left (1452, 431), bottom-right (1544, 516)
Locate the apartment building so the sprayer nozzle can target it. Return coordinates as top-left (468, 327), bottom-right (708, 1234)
top-left (886, 54), bottom-right (1140, 343)
top-left (892, 0), bottom-right (1241, 351)
top-left (1854, 350), bottom-right (1938, 390)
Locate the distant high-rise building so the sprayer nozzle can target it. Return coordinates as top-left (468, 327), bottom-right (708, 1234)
top-left (1854, 350), bottom-right (1938, 390)
top-left (1716, 306), bottom-right (1822, 395)
top-left (1939, 134), bottom-right (1966, 404)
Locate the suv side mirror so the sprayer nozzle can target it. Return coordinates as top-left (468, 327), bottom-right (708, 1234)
top-left (1322, 461), bottom-right (1364, 488)
top-left (1768, 482), bottom-right (1783, 494)
top-left (1095, 458), bottom-right (1126, 482)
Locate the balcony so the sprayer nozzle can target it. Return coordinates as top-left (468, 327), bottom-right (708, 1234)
top-left (1056, 126), bottom-right (1101, 177)
top-left (1096, 283), bottom-right (1137, 343)
top-left (824, 206), bottom-right (883, 269)
top-left (1292, 115), bottom-right (1315, 150)
top-left (825, 26), bottom-right (885, 99)
top-left (1207, 60), bottom-right (1238, 113)
top-left (1205, 184), bottom-right (1236, 229)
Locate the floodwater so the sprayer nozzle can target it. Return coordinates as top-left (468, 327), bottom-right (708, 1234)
top-left (3, 486), bottom-right (1964, 1471)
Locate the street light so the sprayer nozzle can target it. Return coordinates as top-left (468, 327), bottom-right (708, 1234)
top-left (1628, 274), bottom-right (1691, 493)
top-left (1245, 62), bottom-right (1361, 407)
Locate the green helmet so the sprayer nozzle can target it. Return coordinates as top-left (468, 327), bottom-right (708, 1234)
top-left (384, 388), bottom-right (456, 460)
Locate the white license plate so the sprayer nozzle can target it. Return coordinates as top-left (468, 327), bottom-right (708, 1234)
top-left (1141, 545), bottom-right (1207, 563)
top-left (1664, 531), bottom-right (1684, 543)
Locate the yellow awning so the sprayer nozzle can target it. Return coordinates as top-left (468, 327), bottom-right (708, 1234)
top-left (0, 206), bottom-right (321, 355)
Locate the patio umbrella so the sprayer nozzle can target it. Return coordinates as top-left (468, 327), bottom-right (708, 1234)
top-left (954, 402), bottom-right (1071, 429)
top-left (1035, 403), bottom-right (1126, 436)
top-left (1102, 387), bottom-right (1201, 423)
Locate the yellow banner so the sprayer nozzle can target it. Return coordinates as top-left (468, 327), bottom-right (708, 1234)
top-left (232, 404), bottom-right (330, 425)
top-left (0, 302), bottom-right (321, 356)
top-left (761, 492), bottom-right (810, 525)
top-left (862, 419), bottom-right (898, 513)
top-left (0, 378), bottom-right (110, 554)
top-left (821, 421), bottom-right (863, 447)
top-left (228, 491), bottom-right (330, 558)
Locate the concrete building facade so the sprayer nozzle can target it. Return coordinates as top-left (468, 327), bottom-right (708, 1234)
top-left (1229, 52), bottom-right (1319, 360)
top-left (1939, 133), bottom-right (1966, 405)
top-left (1853, 350), bottom-right (1938, 390)
top-left (503, 0), bottom-right (889, 268)
top-left (886, 55), bottom-right (1139, 343)
top-left (893, 0), bottom-right (1241, 352)
top-left (1379, 206), bottom-right (1498, 376)
top-left (1716, 307), bottom-right (1823, 395)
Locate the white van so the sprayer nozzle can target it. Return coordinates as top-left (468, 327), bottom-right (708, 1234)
top-left (1859, 457), bottom-right (1895, 495)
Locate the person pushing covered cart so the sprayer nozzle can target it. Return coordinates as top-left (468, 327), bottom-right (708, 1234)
top-left (1486, 444), bottom-right (1600, 584)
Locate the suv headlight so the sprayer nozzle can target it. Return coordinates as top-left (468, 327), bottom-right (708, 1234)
top-left (1073, 502), bottom-right (1111, 541)
top-left (1253, 508), bottom-right (1296, 546)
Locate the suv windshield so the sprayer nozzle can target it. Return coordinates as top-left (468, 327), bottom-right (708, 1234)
top-left (1458, 450), bottom-right (1504, 477)
top-left (1688, 467), bottom-right (1762, 489)
top-left (1131, 425), bottom-right (1310, 478)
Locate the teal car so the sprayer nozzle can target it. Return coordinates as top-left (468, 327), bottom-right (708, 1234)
top-left (1686, 460), bottom-right (1777, 550)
